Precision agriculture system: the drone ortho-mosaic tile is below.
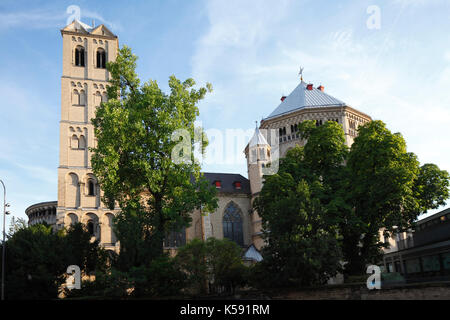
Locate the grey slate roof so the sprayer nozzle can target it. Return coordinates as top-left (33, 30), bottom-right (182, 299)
top-left (202, 172), bottom-right (251, 194)
top-left (248, 127), bottom-right (269, 147)
top-left (265, 81), bottom-right (346, 120)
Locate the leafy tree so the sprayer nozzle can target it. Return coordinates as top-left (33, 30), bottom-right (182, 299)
top-left (204, 237), bottom-right (247, 295)
top-left (342, 120), bottom-right (450, 275)
top-left (1, 223), bottom-right (108, 300)
top-left (175, 238), bottom-right (208, 294)
top-left (175, 238), bottom-right (247, 295)
top-left (253, 121), bottom-right (345, 287)
top-left (7, 217), bottom-right (28, 237)
top-left (2, 223), bottom-right (65, 299)
top-left (128, 255), bottom-right (186, 297)
top-left (61, 223), bottom-right (108, 274)
top-left (90, 46), bottom-right (218, 267)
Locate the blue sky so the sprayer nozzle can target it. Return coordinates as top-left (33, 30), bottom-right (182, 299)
top-left (1, 0), bottom-right (450, 227)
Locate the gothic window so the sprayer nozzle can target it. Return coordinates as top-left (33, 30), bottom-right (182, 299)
top-left (75, 46), bottom-right (85, 67)
top-left (96, 48), bottom-right (106, 68)
top-left (223, 202), bottom-right (244, 246)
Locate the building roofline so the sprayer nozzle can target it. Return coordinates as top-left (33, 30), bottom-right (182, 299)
top-left (25, 201), bottom-right (58, 215)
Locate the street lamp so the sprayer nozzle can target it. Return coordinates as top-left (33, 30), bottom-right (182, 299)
top-left (0, 179), bottom-right (9, 301)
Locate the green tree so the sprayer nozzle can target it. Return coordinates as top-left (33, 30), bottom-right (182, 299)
top-left (175, 238), bottom-right (247, 295)
top-left (61, 223), bottom-right (108, 274)
top-left (90, 46), bottom-right (218, 268)
top-left (2, 223), bottom-right (65, 299)
top-left (1, 222), bottom-right (108, 300)
top-left (204, 237), bottom-right (247, 295)
top-left (253, 121), bottom-right (346, 287)
top-left (342, 120), bottom-right (450, 275)
top-left (7, 217), bottom-right (28, 237)
top-left (175, 238), bottom-right (208, 294)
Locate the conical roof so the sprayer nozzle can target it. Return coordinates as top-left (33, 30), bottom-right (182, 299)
top-left (249, 127), bottom-right (269, 147)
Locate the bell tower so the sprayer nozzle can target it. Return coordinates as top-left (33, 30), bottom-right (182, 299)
top-left (245, 124), bottom-right (272, 249)
top-left (56, 20), bottom-right (119, 250)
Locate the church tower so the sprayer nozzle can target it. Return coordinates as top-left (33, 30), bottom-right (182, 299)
top-left (56, 20), bottom-right (119, 251)
top-left (245, 125), bottom-right (272, 249)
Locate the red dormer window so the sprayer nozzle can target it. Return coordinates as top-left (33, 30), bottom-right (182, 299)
top-left (215, 181), bottom-right (221, 188)
top-left (234, 181), bottom-right (242, 189)
top-left (307, 84), bottom-right (313, 90)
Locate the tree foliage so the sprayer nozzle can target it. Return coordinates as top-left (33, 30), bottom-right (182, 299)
top-left (254, 119), bottom-right (449, 280)
top-left (90, 46), bottom-right (218, 265)
top-left (1, 223), bottom-right (106, 300)
top-left (341, 120), bottom-right (449, 274)
top-left (175, 238), bottom-right (247, 295)
top-left (254, 121), bottom-right (345, 286)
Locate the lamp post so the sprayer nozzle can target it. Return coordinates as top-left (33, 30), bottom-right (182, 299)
top-left (0, 179), bottom-right (9, 301)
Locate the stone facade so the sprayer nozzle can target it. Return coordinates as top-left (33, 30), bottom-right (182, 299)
top-left (56, 20), bottom-right (120, 252)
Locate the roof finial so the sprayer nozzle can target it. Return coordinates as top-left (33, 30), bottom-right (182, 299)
top-left (298, 66), bottom-right (304, 81)
top-left (255, 120), bottom-right (258, 129)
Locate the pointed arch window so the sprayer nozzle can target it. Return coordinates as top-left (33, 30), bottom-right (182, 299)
top-left (96, 48), bottom-right (106, 68)
top-left (223, 202), bottom-right (244, 246)
top-left (75, 46), bottom-right (85, 67)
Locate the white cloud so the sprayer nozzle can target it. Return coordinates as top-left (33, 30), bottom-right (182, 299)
top-left (0, 7), bottom-right (122, 32)
top-left (192, 0), bottom-right (450, 198)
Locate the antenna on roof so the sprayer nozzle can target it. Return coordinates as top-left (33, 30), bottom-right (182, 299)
top-left (92, 19), bottom-right (95, 28)
top-left (298, 66), bottom-right (304, 81)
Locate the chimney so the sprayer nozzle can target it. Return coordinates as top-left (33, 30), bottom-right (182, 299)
top-left (306, 84), bottom-right (313, 90)
top-left (281, 96), bottom-right (286, 102)
top-left (317, 85), bottom-right (324, 92)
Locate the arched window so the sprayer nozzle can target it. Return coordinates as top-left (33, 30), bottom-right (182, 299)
top-left (79, 90), bottom-right (86, 105)
top-left (88, 180), bottom-right (95, 196)
top-left (71, 135), bottom-right (79, 149)
top-left (72, 89), bottom-right (80, 105)
top-left (78, 135), bottom-right (86, 149)
top-left (223, 202), bottom-right (244, 246)
top-left (75, 46), bottom-right (85, 67)
top-left (96, 48), bottom-right (106, 68)
top-left (87, 220), bottom-right (94, 235)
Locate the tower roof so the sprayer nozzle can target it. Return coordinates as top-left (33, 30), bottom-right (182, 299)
top-left (248, 127), bottom-right (269, 147)
top-left (265, 81), bottom-right (346, 120)
top-left (61, 19), bottom-right (117, 38)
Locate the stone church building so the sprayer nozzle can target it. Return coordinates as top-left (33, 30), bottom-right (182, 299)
top-left (25, 20), bottom-right (372, 262)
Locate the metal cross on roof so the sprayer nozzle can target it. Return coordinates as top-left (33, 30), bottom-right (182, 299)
top-left (298, 67), bottom-right (304, 81)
